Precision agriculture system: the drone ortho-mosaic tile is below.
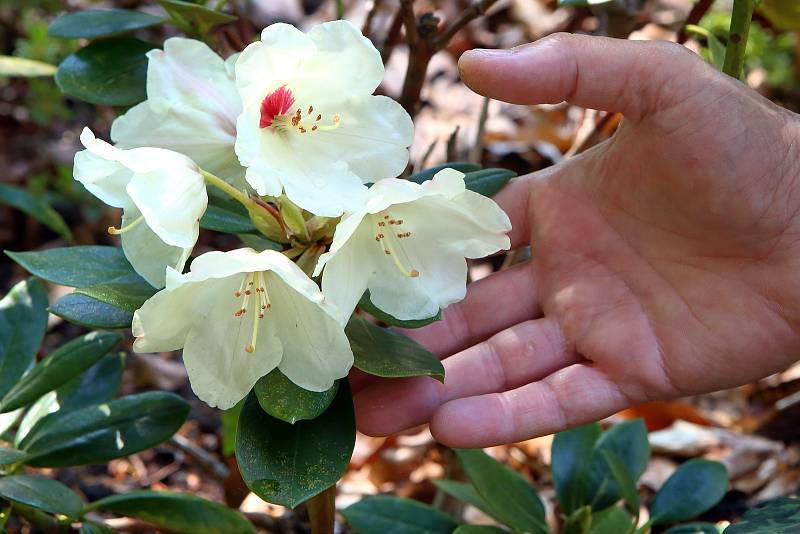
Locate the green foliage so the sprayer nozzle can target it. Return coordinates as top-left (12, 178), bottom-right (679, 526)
top-left (55, 38), bottom-right (156, 106)
top-left (85, 491), bottom-right (255, 534)
top-left (48, 9), bottom-right (166, 39)
top-left (254, 369), bottom-right (339, 424)
top-left (552, 423), bottom-right (602, 514)
top-left (0, 184), bottom-right (72, 241)
top-left (236, 383), bottom-right (355, 508)
top-left (343, 495), bottom-right (458, 534)
top-left (346, 315), bottom-right (445, 381)
top-left (406, 163), bottom-right (516, 198)
top-left (724, 497), bottom-right (800, 533)
top-left (650, 459), bottom-right (729, 525)
top-left (157, 0), bottom-right (237, 37)
top-left (202, 194), bottom-right (258, 234)
top-left (0, 475), bottom-right (82, 518)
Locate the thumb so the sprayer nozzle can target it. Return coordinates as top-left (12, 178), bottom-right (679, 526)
top-left (458, 33), bottom-right (718, 121)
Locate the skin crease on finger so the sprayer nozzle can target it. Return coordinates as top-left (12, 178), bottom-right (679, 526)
top-left (353, 33), bottom-right (800, 448)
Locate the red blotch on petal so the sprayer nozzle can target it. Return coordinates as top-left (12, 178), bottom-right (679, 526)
top-left (260, 85), bottom-right (296, 128)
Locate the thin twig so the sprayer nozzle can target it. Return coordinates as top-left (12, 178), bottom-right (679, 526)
top-left (380, 8), bottom-right (405, 64)
top-left (169, 435), bottom-right (230, 481)
top-left (722, 0), bottom-right (755, 80)
top-left (677, 0), bottom-right (715, 44)
top-left (435, 0), bottom-right (499, 49)
top-left (468, 96), bottom-right (491, 163)
top-left (399, 0), bottom-right (419, 47)
top-left (362, 0), bottom-right (384, 39)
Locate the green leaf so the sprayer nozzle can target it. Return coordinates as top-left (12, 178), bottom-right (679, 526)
top-left (85, 491), bottom-right (255, 534)
top-left (75, 277), bottom-right (156, 313)
top-left (684, 25), bottom-right (726, 71)
top-left (552, 423), bottom-right (602, 514)
top-left (0, 448), bottom-right (26, 465)
top-left (50, 292), bottom-right (133, 329)
top-left (724, 497), bottom-right (800, 533)
top-left (0, 332), bottom-right (121, 413)
top-left (254, 369), bottom-right (339, 424)
top-left (0, 475), bottom-right (81, 518)
top-left (664, 523), bottom-right (720, 534)
top-left (454, 527), bottom-right (508, 534)
top-left (158, 0), bottom-right (237, 33)
top-left (201, 197), bottom-right (257, 234)
top-left (6, 246), bottom-right (141, 287)
top-left (583, 419), bottom-right (650, 511)
top-left (0, 279), bottom-right (49, 400)
top-left (463, 169), bottom-right (516, 197)
top-left (15, 392), bottom-right (59, 447)
top-left (0, 184), bottom-right (71, 240)
top-left (346, 315), bottom-right (444, 381)
top-left (650, 459), bottom-right (728, 525)
top-left (342, 496), bottom-right (458, 534)
top-left (0, 56), bottom-right (57, 77)
top-left (221, 400), bottom-right (243, 458)
top-left (358, 291), bottom-right (441, 329)
top-left (55, 38), bottom-right (156, 106)
top-left (602, 449), bottom-right (640, 515)
top-left (80, 520), bottom-right (117, 534)
top-left (454, 449), bottom-right (548, 534)
top-left (55, 352), bottom-right (125, 412)
top-left (237, 233), bottom-right (282, 252)
top-left (49, 9), bottom-right (166, 39)
top-left (407, 162), bottom-right (482, 184)
top-left (431, 480), bottom-right (494, 518)
top-left (236, 382), bottom-right (355, 508)
top-left (19, 392), bottom-right (189, 467)
top-left (565, 506), bottom-right (592, 534)
top-left (590, 506), bottom-right (635, 534)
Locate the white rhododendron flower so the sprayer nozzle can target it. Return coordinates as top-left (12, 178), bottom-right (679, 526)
top-left (314, 169), bottom-right (512, 322)
top-left (132, 248), bottom-right (353, 409)
top-left (111, 38), bottom-right (245, 187)
top-left (73, 128), bottom-right (207, 288)
top-left (234, 20), bottom-right (414, 216)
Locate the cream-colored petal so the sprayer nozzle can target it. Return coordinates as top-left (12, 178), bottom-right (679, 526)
top-left (313, 210), bottom-right (367, 275)
top-left (266, 272), bottom-right (353, 391)
top-left (126, 159), bottom-right (207, 248)
top-left (73, 128), bottom-right (133, 209)
top-left (319, 222), bottom-right (376, 325)
top-left (119, 208), bottom-right (191, 289)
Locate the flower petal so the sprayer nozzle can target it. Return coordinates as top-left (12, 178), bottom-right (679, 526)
top-left (266, 272), bottom-right (353, 391)
top-left (120, 207), bottom-right (191, 288)
top-left (132, 268), bottom-right (200, 352)
top-left (126, 154), bottom-right (207, 248)
top-left (73, 128), bottom-right (133, 209)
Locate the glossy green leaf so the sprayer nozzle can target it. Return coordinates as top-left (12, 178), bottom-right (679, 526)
top-left (342, 496), bottom-right (458, 534)
top-left (431, 479), bottom-right (494, 518)
top-left (602, 449), bottom-right (640, 515)
top-left (0, 184), bottom-right (71, 240)
top-left (455, 449), bottom-right (548, 534)
top-left (0, 409), bottom-right (22, 437)
top-left (664, 523), bottom-right (720, 534)
top-left (724, 497), bottom-right (800, 533)
top-left (589, 506), bottom-right (635, 534)
top-left (650, 459), bottom-right (728, 525)
top-left (236, 383), bottom-right (355, 508)
top-left (221, 400), bottom-right (243, 457)
top-left (358, 291), bottom-right (441, 329)
top-left (49, 9), bottom-right (166, 39)
top-left (158, 0), bottom-right (237, 32)
top-left (19, 392), bottom-right (189, 467)
top-left (0, 279), bottom-right (49, 400)
top-left (346, 315), bottom-right (444, 381)
top-left (0, 475), bottom-right (81, 518)
top-left (6, 246), bottom-right (140, 287)
top-left (0, 332), bottom-right (121, 413)
top-left (201, 197), bottom-right (257, 234)
top-left (50, 293), bottom-right (133, 329)
top-left (254, 369), bottom-right (338, 424)
top-left (15, 392), bottom-right (58, 447)
top-left (453, 527), bottom-right (508, 534)
top-left (55, 38), bottom-right (156, 106)
top-left (684, 25), bottom-right (726, 71)
top-left (565, 506), bottom-right (592, 534)
top-left (552, 423), bottom-right (601, 514)
top-left (80, 520), bottom-right (117, 534)
top-left (583, 419), bottom-right (650, 510)
top-left (237, 233), bottom-right (282, 252)
top-left (463, 169), bottom-right (516, 197)
top-left (85, 491), bottom-right (255, 534)
top-left (407, 162), bottom-right (482, 184)
top-left (75, 277), bottom-right (156, 313)
top-left (0, 448), bottom-right (26, 465)
top-left (0, 56), bottom-right (57, 77)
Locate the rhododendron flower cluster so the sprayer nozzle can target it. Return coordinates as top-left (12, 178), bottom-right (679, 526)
top-left (72, 20), bottom-right (511, 408)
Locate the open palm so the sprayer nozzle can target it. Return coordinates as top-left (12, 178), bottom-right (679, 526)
top-left (353, 34), bottom-right (800, 447)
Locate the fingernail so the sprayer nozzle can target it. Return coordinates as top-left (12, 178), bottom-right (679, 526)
top-left (462, 48), bottom-right (514, 59)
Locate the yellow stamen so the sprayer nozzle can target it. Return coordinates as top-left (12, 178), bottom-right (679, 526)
top-left (374, 212), bottom-right (419, 278)
top-left (108, 215), bottom-right (145, 235)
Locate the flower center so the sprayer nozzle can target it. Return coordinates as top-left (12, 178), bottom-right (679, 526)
top-left (259, 85), bottom-right (341, 134)
top-left (374, 212), bottom-right (419, 278)
top-left (233, 272), bottom-right (271, 354)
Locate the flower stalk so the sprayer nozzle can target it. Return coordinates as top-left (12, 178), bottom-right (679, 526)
top-left (306, 485), bottom-right (336, 534)
top-left (722, 0), bottom-right (755, 80)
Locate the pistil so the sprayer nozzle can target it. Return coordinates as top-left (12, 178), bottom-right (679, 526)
top-left (108, 214), bottom-right (145, 235)
top-left (233, 272), bottom-right (272, 353)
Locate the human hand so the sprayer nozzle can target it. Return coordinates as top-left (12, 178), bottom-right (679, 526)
top-left (352, 33), bottom-right (800, 448)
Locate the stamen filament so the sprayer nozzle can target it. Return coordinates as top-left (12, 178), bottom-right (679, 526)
top-left (108, 215), bottom-right (145, 235)
top-left (375, 213), bottom-right (419, 278)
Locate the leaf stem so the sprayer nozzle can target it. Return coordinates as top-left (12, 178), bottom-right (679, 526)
top-left (306, 485), bottom-right (336, 534)
top-left (722, 0), bottom-right (754, 80)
